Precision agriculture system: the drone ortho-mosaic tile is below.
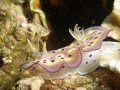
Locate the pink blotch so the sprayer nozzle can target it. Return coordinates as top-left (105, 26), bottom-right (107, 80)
top-left (27, 23), bottom-right (32, 30)
top-left (112, 44), bottom-right (114, 45)
top-left (15, 15), bottom-right (27, 26)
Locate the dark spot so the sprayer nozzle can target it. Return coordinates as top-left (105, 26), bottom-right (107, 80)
top-left (95, 37), bottom-right (98, 39)
top-left (76, 43), bottom-right (80, 46)
top-left (0, 55), bottom-right (3, 68)
top-left (51, 60), bottom-right (55, 63)
top-left (68, 54), bottom-right (72, 57)
top-left (94, 60), bottom-right (96, 63)
top-left (98, 32), bottom-right (101, 35)
top-left (43, 60), bottom-right (47, 63)
top-left (111, 72), bottom-right (114, 75)
top-left (58, 55), bottom-right (61, 57)
top-left (52, 51), bottom-right (56, 53)
top-left (33, 67), bottom-right (35, 71)
top-left (61, 48), bottom-right (65, 51)
top-left (37, 61), bottom-right (40, 63)
top-left (43, 61), bottom-right (46, 63)
top-left (15, 84), bottom-right (19, 89)
top-left (94, 33), bottom-right (97, 35)
top-left (82, 46), bottom-right (86, 48)
top-left (86, 39), bottom-right (89, 40)
top-left (62, 66), bottom-right (65, 68)
top-left (88, 44), bottom-right (91, 46)
top-left (86, 61), bottom-right (89, 64)
top-left (89, 54), bottom-right (92, 57)
top-left (61, 57), bottom-right (64, 59)
top-left (112, 44), bottom-right (114, 45)
top-left (92, 31), bottom-right (95, 33)
top-left (41, 54), bottom-right (43, 55)
top-left (50, 57), bottom-right (53, 59)
top-left (90, 42), bottom-right (93, 44)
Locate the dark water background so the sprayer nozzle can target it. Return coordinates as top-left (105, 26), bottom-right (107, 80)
top-left (40, 0), bottom-right (114, 50)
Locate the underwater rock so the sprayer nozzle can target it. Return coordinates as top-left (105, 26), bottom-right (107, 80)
top-left (2, 56), bottom-right (12, 64)
top-left (0, 0), bottom-right (50, 89)
top-left (99, 49), bottom-right (120, 73)
top-left (30, 0), bottom-right (49, 30)
top-left (16, 76), bottom-right (44, 90)
top-left (30, 23), bottom-right (50, 38)
top-left (15, 15), bottom-right (28, 27)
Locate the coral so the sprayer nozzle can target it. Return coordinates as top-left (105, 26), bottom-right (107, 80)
top-left (16, 76), bottom-right (44, 90)
top-left (99, 49), bottom-right (120, 73)
top-left (101, 0), bottom-right (120, 41)
top-left (100, 0), bottom-right (120, 76)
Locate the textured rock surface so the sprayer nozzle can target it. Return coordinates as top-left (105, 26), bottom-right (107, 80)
top-left (0, 0), bottom-right (49, 89)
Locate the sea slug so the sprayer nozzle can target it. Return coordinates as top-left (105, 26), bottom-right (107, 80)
top-left (20, 24), bottom-right (120, 80)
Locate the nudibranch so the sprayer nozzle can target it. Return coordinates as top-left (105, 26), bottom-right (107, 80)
top-left (20, 24), bottom-right (120, 80)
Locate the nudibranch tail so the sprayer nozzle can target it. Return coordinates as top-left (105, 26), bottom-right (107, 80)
top-left (20, 39), bottom-right (83, 73)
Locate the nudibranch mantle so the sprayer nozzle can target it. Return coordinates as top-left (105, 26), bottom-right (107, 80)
top-left (20, 24), bottom-right (120, 80)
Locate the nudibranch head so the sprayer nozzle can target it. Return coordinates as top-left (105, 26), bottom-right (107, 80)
top-left (20, 24), bottom-right (112, 79)
top-left (69, 24), bottom-right (112, 52)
